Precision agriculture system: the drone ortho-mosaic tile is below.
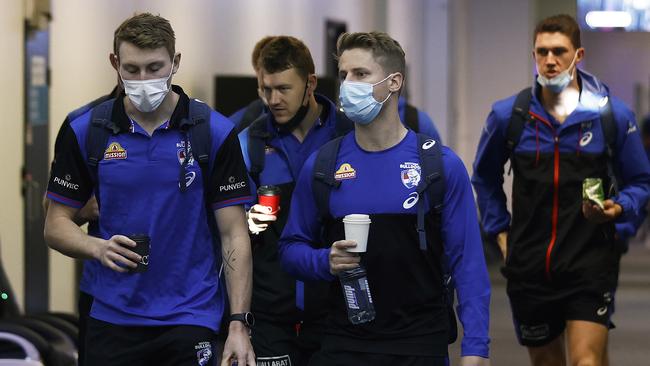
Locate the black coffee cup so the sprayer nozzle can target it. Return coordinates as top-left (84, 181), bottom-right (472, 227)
top-left (127, 234), bottom-right (150, 273)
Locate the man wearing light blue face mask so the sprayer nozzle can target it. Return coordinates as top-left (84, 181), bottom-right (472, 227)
top-left (44, 13), bottom-right (256, 366)
top-left (279, 31), bottom-right (491, 366)
top-left (472, 14), bottom-right (650, 366)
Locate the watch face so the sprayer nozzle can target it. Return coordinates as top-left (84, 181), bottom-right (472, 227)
top-left (244, 312), bottom-right (255, 327)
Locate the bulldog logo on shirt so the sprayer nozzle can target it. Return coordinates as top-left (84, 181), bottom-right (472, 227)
top-left (177, 148), bottom-right (195, 166)
top-left (400, 162), bottom-right (421, 189)
top-left (334, 163), bottom-right (357, 180)
top-left (104, 142), bottom-right (127, 160)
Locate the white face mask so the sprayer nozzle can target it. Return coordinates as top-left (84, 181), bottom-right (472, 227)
top-left (120, 63), bottom-right (174, 112)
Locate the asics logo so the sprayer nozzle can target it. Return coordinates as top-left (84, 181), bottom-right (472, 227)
top-left (596, 306), bottom-right (607, 316)
top-left (403, 192), bottom-right (419, 209)
top-left (422, 139), bottom-right (436, 150)
top-left (579, 131), bottom-right (593, 147)
top-left (178, 171), bottom-right (196, 188)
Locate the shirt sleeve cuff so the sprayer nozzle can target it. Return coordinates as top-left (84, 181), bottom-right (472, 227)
top-left (318, 248), bottom-right (336, 281)
top-left (211, 195), bottom-right (253, 210)
top-left (46, 191), bottom-right (85, 209)
top-left (460, 336), bottom-right (490, 358)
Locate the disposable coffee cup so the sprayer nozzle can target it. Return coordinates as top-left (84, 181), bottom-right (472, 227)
top-left (257, 185), bottom-right (281, 215)
top-left (343, 214), bottom-right (371, 253)
top-left (127, 234), bottom-right (150, 273)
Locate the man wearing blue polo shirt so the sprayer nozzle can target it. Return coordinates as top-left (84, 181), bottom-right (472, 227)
top-left (278, 31), bottom-right (490, 366)
top-left (44, 13), bottom-right (255, 366)
top-left (239, 36), bottom-right (350, 366)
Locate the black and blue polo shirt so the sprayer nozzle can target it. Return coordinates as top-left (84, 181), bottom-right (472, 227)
top-left (46, 85), bottom-right (251, 331)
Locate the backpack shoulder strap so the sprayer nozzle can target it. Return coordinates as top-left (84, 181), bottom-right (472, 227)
top-left (68, 94), bottom-right (112, 122)
top-left (187, 99), bottom-right (212, 168)
top-left (334, 110), bottom-right (355, 137)
top-left (506, 87), bottom-right (533, 156)
top-left (414, 133), bottom-right (458, 344)
top-left (247, 115), bottom-right (271, 187)
top-left (405, 104), bottom-right (420, 133)
top-left (312, 136), bottom-right (345, 220)
top-left (415, 134), bottom-right (445, 251)
top-left (598, 96), bottom-right (619, 194)
top-left (235, 99), bottom-right (266, 134)
top-left (86, 99), bottom-right (117, 171)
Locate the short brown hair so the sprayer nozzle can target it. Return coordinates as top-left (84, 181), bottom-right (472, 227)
top-left (114, 13), bottom-right (176, 60)
top-left (251, 36), bottom-right (277, 71)
top-left (336, 31), bottom-right (406, 76)
top-left (257, 36), bottom-right (315, 81)
top-left (534, 14), bottom-right (581, 49)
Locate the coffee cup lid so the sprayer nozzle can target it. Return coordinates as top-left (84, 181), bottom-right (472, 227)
top-left (343, 214), bottom-right (371, 222)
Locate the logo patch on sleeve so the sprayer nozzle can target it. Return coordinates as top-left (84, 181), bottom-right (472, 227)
top-left (334, 163), bottom-right (356, 180)
top-left (104, 142), bottom-right (127, 160)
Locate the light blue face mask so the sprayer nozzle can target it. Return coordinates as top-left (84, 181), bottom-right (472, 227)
top-left (339, 73), bottom-right (395, 125)
top-left (536, 51), bottom-right (578, 94)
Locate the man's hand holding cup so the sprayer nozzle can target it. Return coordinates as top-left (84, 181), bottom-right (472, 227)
top-left (247, 185), bottom-right (281, 235)
top-left (329, 214), bottom-right (372, 275)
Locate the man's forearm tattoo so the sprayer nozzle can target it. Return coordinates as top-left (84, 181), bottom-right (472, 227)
top-left (223, 248), bottom-right (236, 274)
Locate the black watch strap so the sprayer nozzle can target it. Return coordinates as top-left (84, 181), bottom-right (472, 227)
top-left (229, 312), bottom-right (255, 327)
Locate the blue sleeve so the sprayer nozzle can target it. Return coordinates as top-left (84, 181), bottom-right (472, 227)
top-left (610, 99), bottom-right (650, 239)
top-left (471, 100), bottom-right (513, 238)
top-left (278, 153), bottom-right (336, 281)
top-left (417, 110), bottom-right (442, 143)
top-left (442, 148), bottom-right (491, 358)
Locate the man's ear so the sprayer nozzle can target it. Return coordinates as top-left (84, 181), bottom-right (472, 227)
top-left (172, 53), bottom-right (181, 74)
top-left (307, 74), bottom-right (318, 96)
top-left (388, 72), bottom-right (403, 93)
top-left (109, 53), bottom-right (118, 71)
top-left (575, 47), bottom-right (585, 64)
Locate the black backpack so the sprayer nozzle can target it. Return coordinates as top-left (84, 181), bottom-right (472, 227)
top-left (311, 133), bottom-right (458, 344)
top-left (506, 87), bottom-right (619, 194)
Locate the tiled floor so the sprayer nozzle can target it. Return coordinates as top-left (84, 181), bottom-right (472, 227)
top-left (448, 244), bottom-right (650, 365)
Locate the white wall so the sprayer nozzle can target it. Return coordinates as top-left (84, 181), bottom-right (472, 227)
top-left (387, 0), bottom-right (450, 142)
top-left (582, 31), bottom-right (650, 118)
top-left (450, 0), bottom-right (534, 167)
top-left (0, 0), bottom-right (25, 310)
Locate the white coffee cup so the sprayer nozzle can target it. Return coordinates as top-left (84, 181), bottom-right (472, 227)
top-left (343, 214), bottom-right (371, 253)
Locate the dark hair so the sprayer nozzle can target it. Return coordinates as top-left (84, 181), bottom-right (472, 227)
top-left (257, 36), bottom-right (315, 80)
top-left (114, 13), bottom-right (175, 60)
top-left (251, 36), bottom-right (277, 71)
top-left (534, 14), bottom-right (581, 49)
top-left (336, 31), bottom-right (406, 76)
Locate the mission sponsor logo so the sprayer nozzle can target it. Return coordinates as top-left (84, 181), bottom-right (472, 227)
top-left (104, 142), bottom-right (127, 160)
top-left (334, 163), bottom-right (356, 180)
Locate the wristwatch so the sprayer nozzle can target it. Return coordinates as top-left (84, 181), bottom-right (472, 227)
top-left (229, 312), bottom-right (255, 328)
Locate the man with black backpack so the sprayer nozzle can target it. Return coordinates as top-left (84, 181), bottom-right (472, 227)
top-left (238, 36), bottom-right (354, 366)
top-left (472, 14), bottom-right (650, 366)
top-left (44, 13), bottom-right (255, 366)
top-left (278, 31), bottom-right (490, 366)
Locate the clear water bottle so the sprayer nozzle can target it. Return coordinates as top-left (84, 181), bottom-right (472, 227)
top-left (339, 266), bottom-right (375, 324)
